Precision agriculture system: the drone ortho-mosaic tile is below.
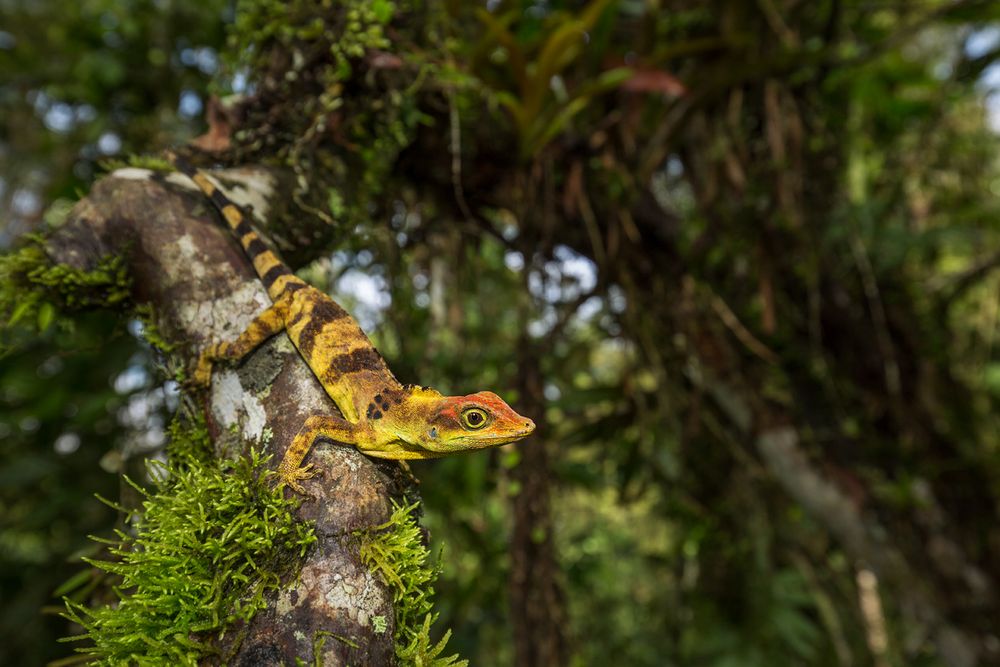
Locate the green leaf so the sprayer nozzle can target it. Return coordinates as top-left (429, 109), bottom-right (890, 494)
top-left (37, 302), bottom-right (56, 332)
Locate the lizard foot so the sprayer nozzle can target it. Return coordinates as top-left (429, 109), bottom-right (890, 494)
top-left (277, 463), bottom-right (321, 495)
top-left (187, 351), bottom-right (215, 389)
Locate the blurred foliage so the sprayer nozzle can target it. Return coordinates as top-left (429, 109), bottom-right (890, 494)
top-left (0, 238), bottom-right (131, 354)
top-left (475, 0), bottom-right (632, 156)
top-left (0, 0), bottom-right (229, 242)
top-left (0, 0), bottom-right (226, 662)
top-left (3, 0), bottom-right (1000, 665)
top-left (0, 312), bottom-right (139, 664)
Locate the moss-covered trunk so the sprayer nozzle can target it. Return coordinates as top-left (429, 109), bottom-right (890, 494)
top-left (47, 165), bottom-right (409, 664)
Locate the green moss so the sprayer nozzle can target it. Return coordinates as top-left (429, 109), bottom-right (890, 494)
top-left (164, 404), bottom-right (213, 465)
top-left (356, 501), bottom-right (467, 667)
top-left (223, 0), bottom-right (429, 253)
top-left (133, 303), bottom-right (178, 354)
top-left (99, 154), bottom-right (173, 173)
top-left (228, 0), bottom-right (393, 83)
top-left (0, 237), bottom-right (131, 353)
top-left (61, 446), bottom-right (316, 665)
top-left (311, 630), bottom-right (361, 664)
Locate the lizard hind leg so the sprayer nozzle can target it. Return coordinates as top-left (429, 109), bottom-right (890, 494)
top-left (277, 414), bottom-right (365, 494)
top-left (191, 298), bottom-right (291, 387)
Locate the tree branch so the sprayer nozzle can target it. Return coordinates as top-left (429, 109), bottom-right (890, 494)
top-left (47, 167), bottom-right (409, 664)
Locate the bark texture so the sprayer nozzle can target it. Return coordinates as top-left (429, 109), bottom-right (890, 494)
top-left (47, 167), bottom-right (409, 665)
top-left (508, 341), bottom-right (569, 667)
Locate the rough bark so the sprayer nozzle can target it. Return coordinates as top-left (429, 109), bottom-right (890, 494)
top-left (47, 167), bottom-right (410, 665)
top-left (508, 339), bottom-right (569, 667)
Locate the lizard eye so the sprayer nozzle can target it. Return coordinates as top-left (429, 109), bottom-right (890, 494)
top-left (461, 407), bottom-right (489, 430)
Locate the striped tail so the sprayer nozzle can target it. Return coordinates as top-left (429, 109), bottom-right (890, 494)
top-left (167, 152), bottom-right (303, 301)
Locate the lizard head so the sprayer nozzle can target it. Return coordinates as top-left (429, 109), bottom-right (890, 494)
top-left (393, 387), bottom-right (535, 453)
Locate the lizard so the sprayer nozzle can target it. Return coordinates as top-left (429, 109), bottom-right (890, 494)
top-left (166, 153), bottom-right (535, 492)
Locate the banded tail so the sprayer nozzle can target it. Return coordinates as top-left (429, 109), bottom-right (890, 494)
top-left (167, 152), bottom-right (303, 301)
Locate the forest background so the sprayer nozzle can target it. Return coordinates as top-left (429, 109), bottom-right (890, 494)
top-left (2, 1), bottom-right (1000, 665)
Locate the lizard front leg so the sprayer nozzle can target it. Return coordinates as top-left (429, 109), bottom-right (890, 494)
top-left (278, 414), bottom-right (368, 493)
top-left (192, 299), bottom-right (290, 387)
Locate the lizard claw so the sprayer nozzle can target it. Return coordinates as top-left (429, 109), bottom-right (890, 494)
top-left (277, 463), bottom-right (321, 495)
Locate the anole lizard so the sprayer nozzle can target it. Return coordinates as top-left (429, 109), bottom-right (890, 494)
top-left (168, 153), bottom-right (535, 492)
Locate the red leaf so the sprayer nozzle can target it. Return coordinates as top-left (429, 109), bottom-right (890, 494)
top-left (622, 69), bottom-right (686, 97)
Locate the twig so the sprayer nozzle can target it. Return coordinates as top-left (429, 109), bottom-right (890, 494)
top-left (938, 250), bottom-right (1000, 307)
top-left (848, 228), bottom-right (901, 398)
top-left (448, 87), bottom-right (474, 223)
top-left (756, 0), bottom-right (799, 48)
top-left (705, 284), bottom-right (780, 365)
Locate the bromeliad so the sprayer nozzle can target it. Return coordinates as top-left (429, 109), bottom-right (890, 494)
top-left (168, 153), bottom-right (534, 492)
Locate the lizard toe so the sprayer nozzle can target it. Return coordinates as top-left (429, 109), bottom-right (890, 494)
top-left (277, 463), bottom-right (321, 495)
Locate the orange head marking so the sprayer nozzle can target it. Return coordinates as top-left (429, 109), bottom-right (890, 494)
top-left (417, 390), bottom-right (535, 452)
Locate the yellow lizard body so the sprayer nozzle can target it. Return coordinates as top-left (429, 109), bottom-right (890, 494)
top-left (169, 154), bottom-right (534, 491)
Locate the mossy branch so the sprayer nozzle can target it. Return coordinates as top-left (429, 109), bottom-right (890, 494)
top-left (356, 501), bottom-right (467, 667)
top-left (0, 236), bottom-right (131, 354)
top-left (60, 425), bottom-right (316, 665)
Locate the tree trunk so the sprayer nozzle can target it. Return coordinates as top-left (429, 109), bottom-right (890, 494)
top-left (508, 338), bottom-right (569, 667)
top-left (47, 166), bottom-right (409, 664)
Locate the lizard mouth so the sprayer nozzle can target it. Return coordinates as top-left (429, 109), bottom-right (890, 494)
top-left (457, 423), bottom-right (535, 447)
